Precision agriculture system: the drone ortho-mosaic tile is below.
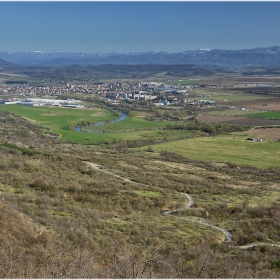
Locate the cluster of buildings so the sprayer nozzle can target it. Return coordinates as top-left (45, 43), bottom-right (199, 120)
top-left (0, 81), bottom-right (190, 97)
top-left (0, 84), bottom-right (91, 96)
top-left (95, 83), bottom-right (217, 107)
top-left (0, 81), bottom-right (218, 108)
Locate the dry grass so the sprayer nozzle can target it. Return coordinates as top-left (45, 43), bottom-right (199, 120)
top-left (1, 110), bottom-right (280, 277)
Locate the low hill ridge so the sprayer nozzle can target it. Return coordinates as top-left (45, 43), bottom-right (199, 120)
top-left (0, 57), bottom-right (14, 67)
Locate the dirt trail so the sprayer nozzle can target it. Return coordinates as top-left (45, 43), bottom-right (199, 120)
top-left (86, 162), bottom-right (280, 248)
top-left (86, 161), bottom-right (232, 242)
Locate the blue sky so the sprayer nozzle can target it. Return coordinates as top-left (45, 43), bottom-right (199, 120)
top-left (0, 1), bottom-right (280, 53)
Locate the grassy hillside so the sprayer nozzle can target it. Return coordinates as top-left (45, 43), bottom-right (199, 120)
top-left (1, 110), bottom-right (280, 278)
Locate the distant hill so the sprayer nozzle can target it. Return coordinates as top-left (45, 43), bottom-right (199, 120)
top-left (0, 57), bottom-right (14, 67)
top-left (1, 46), bottom-right (280, 69)
top-left (81, 64), bottom-right (213, 77)
top-left (1, 64), bottom-right (213, 83)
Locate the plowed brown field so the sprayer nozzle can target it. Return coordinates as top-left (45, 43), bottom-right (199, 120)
top-left (225, 97), bottom-right (280, 111)
top-left (196, 114), bottom-right (280, 126)
top-left (246, 127), bottom-right (280, 141)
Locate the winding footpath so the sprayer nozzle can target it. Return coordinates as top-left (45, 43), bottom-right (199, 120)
top-left (162, 193), bottom-right (233, 242)
top-left (86, 161), bottom-right (280, 248)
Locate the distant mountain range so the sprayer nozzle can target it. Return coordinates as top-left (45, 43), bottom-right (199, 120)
top-left (1, 46), bottom-right (280, 69)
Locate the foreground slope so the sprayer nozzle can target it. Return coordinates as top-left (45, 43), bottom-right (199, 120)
top-left (1, 111), bottom-right (280, 278)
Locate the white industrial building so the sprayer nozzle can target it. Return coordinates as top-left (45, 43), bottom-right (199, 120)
top-left (0, 98), bottom-right (82, 107)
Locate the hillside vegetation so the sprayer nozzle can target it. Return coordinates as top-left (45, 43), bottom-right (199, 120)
top-left (0, 110), bottom-right (280, 278)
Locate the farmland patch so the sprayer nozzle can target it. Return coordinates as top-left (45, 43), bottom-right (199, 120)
top-left (196, 114), bottom-right (280, 126)
top-left (140, 135), bottom-right (280, 169)
top-left (245, 127), bottom-right (280, 141)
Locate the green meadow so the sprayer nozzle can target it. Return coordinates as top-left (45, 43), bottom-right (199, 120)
top-left (139, 134), bottom-right (280, 169)
top-left (243, 111), bottom-right (280, 120)
top-left (168, 79), bottom-right (198, 85)
top-left (0, 105), bottom-right (117, 143)
top-left (0, 105), bottom-right (186, 145)
top-left (0, 104), bottom-right (115, 129)
top-left (1, 104), bottom-right (279, 169)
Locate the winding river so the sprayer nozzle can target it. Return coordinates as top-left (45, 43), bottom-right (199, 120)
top-left (74, 110), bottom-right (128, 132)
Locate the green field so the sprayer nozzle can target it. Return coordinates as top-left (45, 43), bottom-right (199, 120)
top-left (0, 105), bottom-right (185, 145)
top-left (2, 104), bottom-right (279, 169)
top-left (207, 108), bottom-right (262, 117)
top-left (168, 79), bottom-right (198, 85)
top-left (243, 111), bottom-right (280, 120)
top-left (0, 104), bottom-right (115, 129)
top-left (139, 134), bottom-right (280, 169)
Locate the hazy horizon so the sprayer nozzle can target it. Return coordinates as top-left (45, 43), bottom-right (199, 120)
top-left (1, 45), bottom-right (280, 55)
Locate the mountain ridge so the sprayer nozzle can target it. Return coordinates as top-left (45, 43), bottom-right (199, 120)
top-left (1, 46), bottom-right (280, 68)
